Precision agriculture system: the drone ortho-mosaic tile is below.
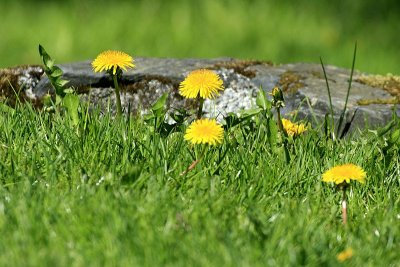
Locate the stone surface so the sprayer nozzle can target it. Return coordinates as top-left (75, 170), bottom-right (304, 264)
top-left (1, 57), bottom-right (399, 130)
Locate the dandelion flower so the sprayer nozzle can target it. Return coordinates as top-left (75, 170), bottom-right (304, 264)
top-left (185, 119), bottom-right (224, 145)
top-left (336, 248), bottom-right (354, 262)
top-left (322, 164), bottom-right (366, 184)
top-left (179, 69), bottom-right (224, 99)
top-left (92, 50), bottom-right (135, 75)
top-left (282, 118), bottom-right (307, 137)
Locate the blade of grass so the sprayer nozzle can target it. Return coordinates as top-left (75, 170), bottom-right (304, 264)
top-left (339, 108), bottom-right (358, 139)
top-left (319, 57), bottom-right (335, 140)
top-left (337, 42), bottom-right (357, 138)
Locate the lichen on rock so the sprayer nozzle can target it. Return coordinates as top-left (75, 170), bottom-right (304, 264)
top-left (356, 73), bottom-right (400, 97)
top-left (278, 70), bottom-right (305, 93)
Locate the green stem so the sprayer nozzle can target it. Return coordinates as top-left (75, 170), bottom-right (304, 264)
top-left (276, 107), bottom-right (290, 164)
top-left (180, 145), bottom-right (208, 176)
top-left (113, 74), bottom-right (123, 117)
top-left (276, 107), bottom-right (284, 133)
top-left (341, 185), bottom-right (348, 225)
top-left (197, 96), bottom-right (204, 119)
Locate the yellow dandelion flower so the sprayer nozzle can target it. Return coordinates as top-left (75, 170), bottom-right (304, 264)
top-left (184, 119), bottom-right (224, 145)
top-left (322, 164), bottom-right (366, 184)
top-left (179, 69), bottom-right (224, 99)
top-left (92, 50), bottom-right (135, 75)
top-left (336, 248), bottom-right (354, 262)
top-left (282, 118), bottom-right (307, 137)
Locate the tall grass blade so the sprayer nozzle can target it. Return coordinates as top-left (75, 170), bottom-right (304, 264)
top-left (320, 57), bottom-right (335, 140)
top-left (337, 42), bottom-right (357, 137)
top-left (339, 108), bottom-right (358, 139)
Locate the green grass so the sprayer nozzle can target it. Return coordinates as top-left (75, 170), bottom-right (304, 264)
top-left (0, 0), bottom-right (399, 74)
top-left (0, 102), bottom-right (398, 266)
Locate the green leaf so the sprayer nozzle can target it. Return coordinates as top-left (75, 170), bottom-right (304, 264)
top-left (55, 95), bottom-right (62, 106)
top-left (63, 93), bottom-right (80, 126)
top-left (55, 79), bottom-right (69, 88)
top-left (38, 44), bottom-right (54, 70)
top-left (389, 128), bottom-right (400, 145)
top-left (170, 108), bottom-right (189, 124)
top-left (50, 66), bottom-right (63, 78)
top-left (151, 92), bottom-right (168, 117)
top-left (377, 119), bottom-right (396, 137)
top-left (143, 113), bottom-right (155, 124)
top-left (42, 94), bottom-right (53, 107)
top-left (267, 117), bottom-right (278, 148)
top-left (256, 88), bottom-right (271, 111)
top-left (39, 44), bottom-right (70, 100)
top-left (240, 108), bottom-right (262, 118)
top-left (223, 112), bottom-right (241, 129)
top-left (63, 87), bottom-right (75, 94)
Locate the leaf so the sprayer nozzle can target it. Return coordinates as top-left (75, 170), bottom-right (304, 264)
top-left (63, 93), bottom-right (80, 126)
top-left (389, 128), bottom-right (400, 145)
top-left (38, 44), bottom-right (54, 70)
top-left (55, 79), bottom-right (69, 88)
top-left (38, 44), bottom-right (70, 100)
top-left (50, 66), bottom-right (63, 78)
top-left (377, 119), bottom-right (397, 137)
top-left (63, 87), bottom-right (75, 94)
top-left (151, 92), bottom-right (168, 117)
top-left (267, 117), bottom-right (278, 148)
top-left (170, 108), bottom-right (189, 124)
top-left (337, 42), bottom-right (357, 138)
top-left (240, 108), bottom-right (262, 118)
top-left (256, 88), bottom-right (271, 111)
top-left (55, 95), bottom-right (62, 106)
top-left (223, 112), bottom-right (242, 129)
top-left (339, 108), bottom-right (358, 139)
top-left (143, 113), bottom-right (155, 123)
top-left (42, 94), bottom-right (53, 107)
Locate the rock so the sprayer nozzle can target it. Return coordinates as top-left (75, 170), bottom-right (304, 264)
top-left (0, 57), bottom-right (399, 130)
top-left (0, 65), bottom-right (43, 105)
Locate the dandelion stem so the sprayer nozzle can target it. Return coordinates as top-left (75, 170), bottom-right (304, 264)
top-left (180, 145), bottom-right (208, 176)
top-left (197, 96), bottom-right (204, 119)
top-left (341, 185), bottom-right (348, 225)
top-left (276, 107), bottom-right (284, 133)
top-left (276, 107), bottom-right (290, 164)
top-left (113, 74), bottom-right (123, 117)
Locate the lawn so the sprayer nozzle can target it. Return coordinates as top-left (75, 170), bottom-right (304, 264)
top-left (0, 90), bottom-right (398, 265)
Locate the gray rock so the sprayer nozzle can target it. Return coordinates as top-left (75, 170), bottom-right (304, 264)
top-left (1, 57), bottom-right (399, 130)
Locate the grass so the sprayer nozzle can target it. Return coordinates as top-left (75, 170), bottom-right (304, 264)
top-left (0, 0), bottom-right (399, 74)
top-left (0, 101), bottom-right (398, 266)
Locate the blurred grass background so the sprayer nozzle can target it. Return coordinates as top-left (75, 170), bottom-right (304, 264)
top-left (0, 0), bottom-right (399, 74)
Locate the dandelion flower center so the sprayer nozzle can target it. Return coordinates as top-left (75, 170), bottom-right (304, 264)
top-left (184, 119), bottom-right (224, 145)
top-left (322, 164), bottom-right (366, 184)
top-left (179, 69), bottom-right (224, 99)
top-left (92, 50), bottom-right (135, 75)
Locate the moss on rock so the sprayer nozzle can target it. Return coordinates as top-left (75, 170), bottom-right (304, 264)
top-left (356, 74), bottom-right (400, 97)
top-left (278, 70), bottom-right (305, 93)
